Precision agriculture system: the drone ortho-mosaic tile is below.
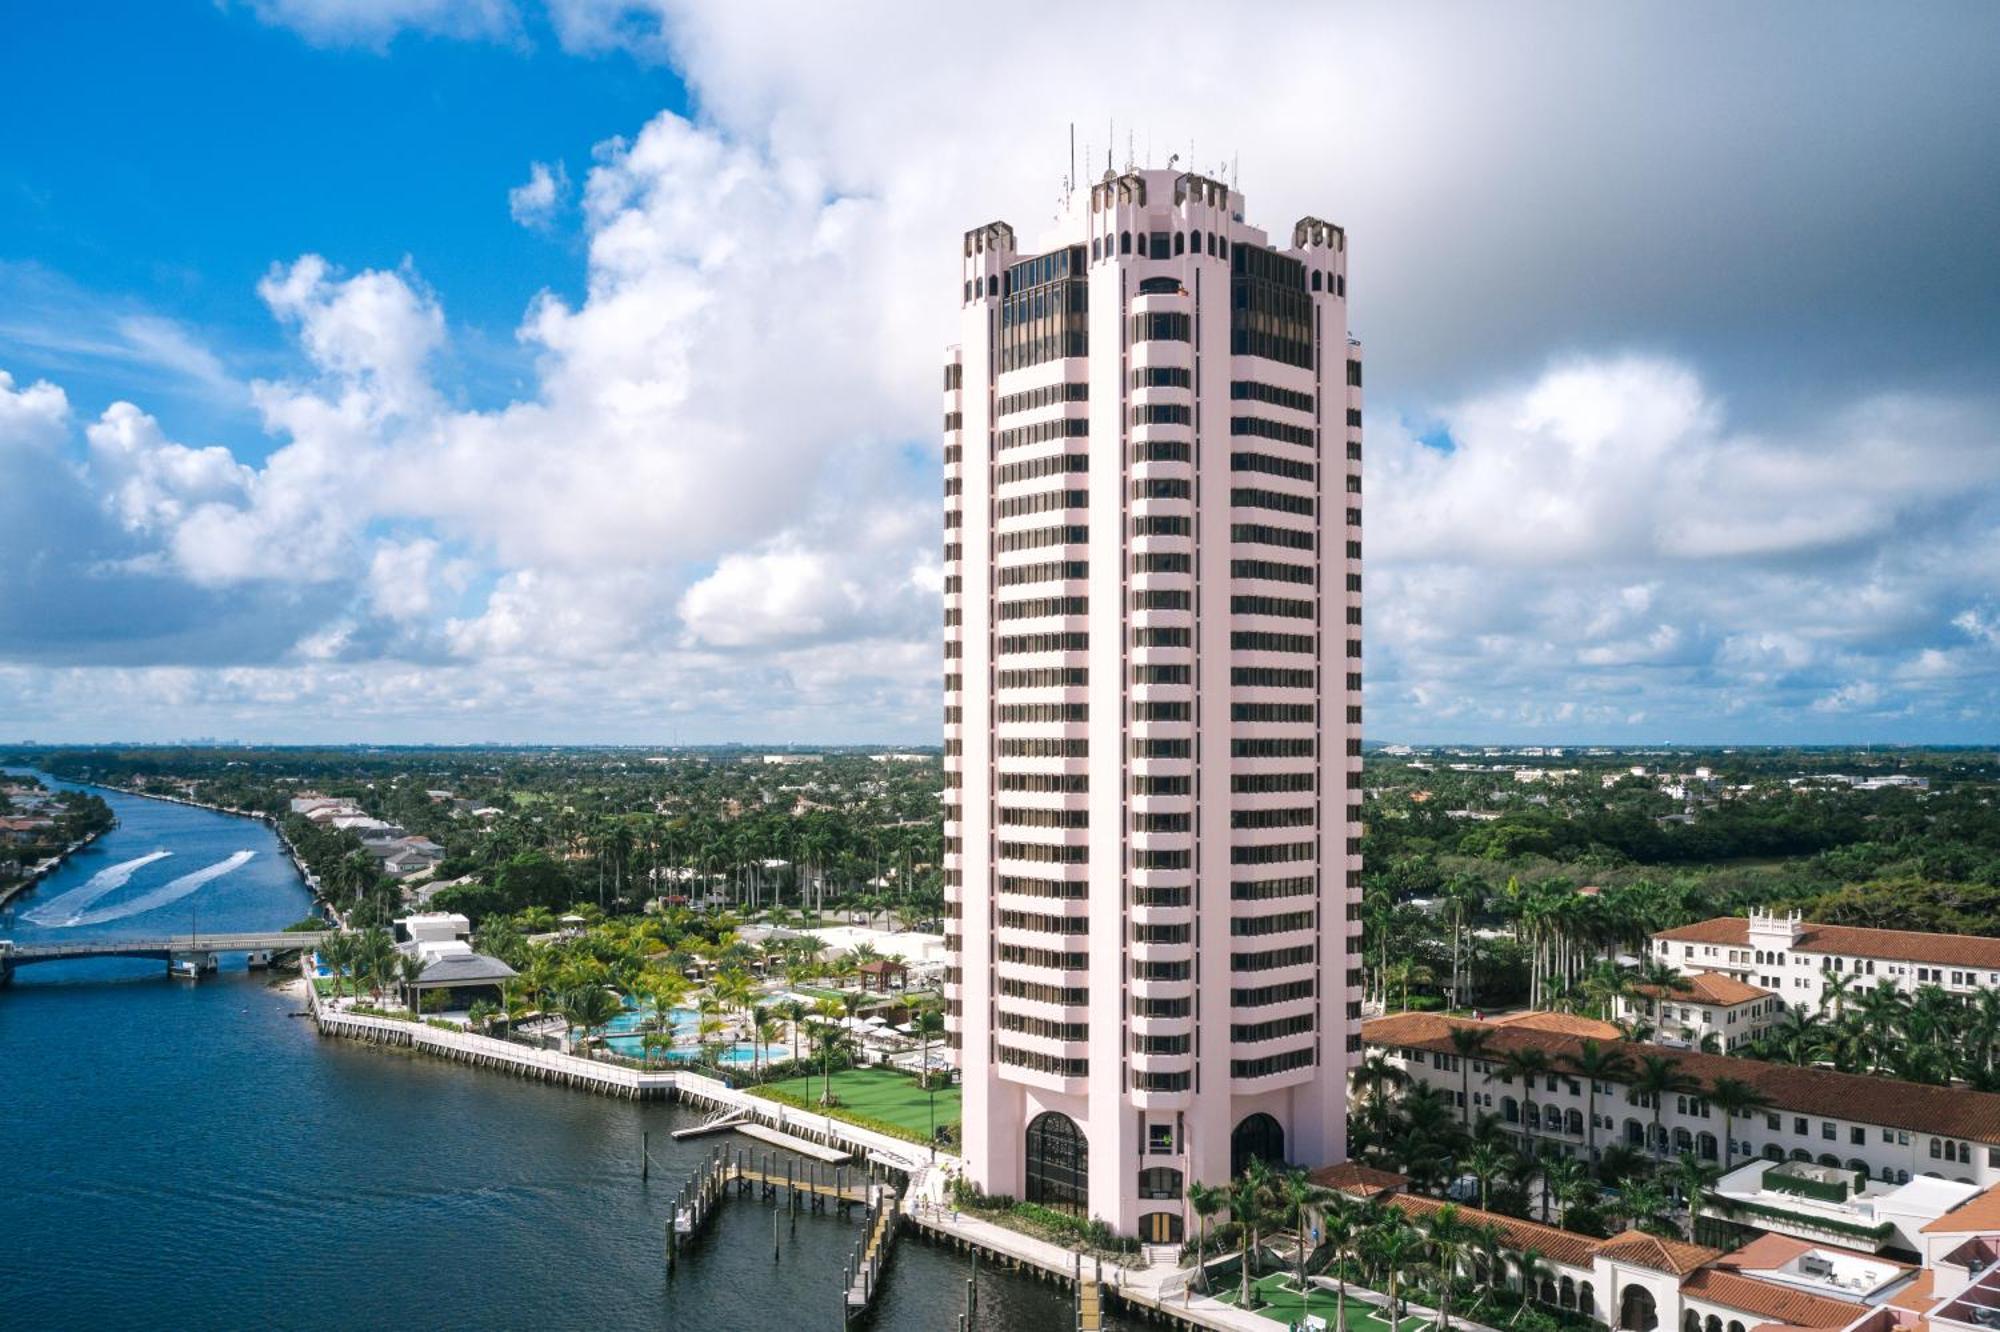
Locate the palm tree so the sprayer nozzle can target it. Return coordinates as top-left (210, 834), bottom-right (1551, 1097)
top-left (840, 989), bottom-right (867, 1064)
top-left (809, 1017), bottom-right (847, 1105)
top-left (1187, 1181), bottom-right (1227, 1293)
top-left (1463, 1142), bottom-right (1510, 1212)
top-left (1370, 1211), bottom-right (1422, 1327)
top-left (1229, 1158), bottom-right (1277, 1309)
top-left (1565, 1039), bottom-right (1635, 1163)
top-left (1496, 1047), bottom-right (1554, 1210)
top-left (1617, 1175), bottom-right (1675, 1237)
top-left (780, 997), bottom-right (810, 1069)
top-left (752, 1008), bottom-right (781, 1082)
top-left (1320, 1194), bottom-right (1365, 1332)
top-left (397, 950), bottom-right (427, 1013)
top-left (1704, 1076), bottom-right (1773, 1171)
top-left (911, 1007), bottom-right (947, 1141)
top-left (640, 1029), bottom-right (672, 1068)
top-left (1629, 1053), bottom-right (1699, 1160)
top-left (466, 999), bottom-right (497, 1033)
top-left (1352, 1051), bottom-right (1409, 1135)
top-left (559, 984), bottom-right (624, 1055)
top-left (1670, 1152), bottom-right (1722, 1244)
top-left (1447, 1026), bottom-right (1492, 1128)
top-left (1544, 1156), bottom-right (1591, 1227)
top-left (1279, 1168), bottom-right (1337, 1305)
top-left (1422, 1203), bottom-right (1477, 1332)
top-left (1509, 1248), bottom-right (1554, 1326)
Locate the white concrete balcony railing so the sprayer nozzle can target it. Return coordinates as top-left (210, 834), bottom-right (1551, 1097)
top-left (994, 889), bottom-right (1089, 917)
top-left (993, 823), bottom-right (1090, 847)
top-left (1128, 977), bottom-right (1195, 1006)
top-left (1128, 383), bottom-right (1192, 410)
top-left (995, 1062), bottom-right (1087, 1096)
top-left (1128, 1013), bottom-right (1195, 1039)
top-left (994, 1029), bottom-right (1091, 1061)
top-left (1129, 1049), bottom-right (1195, 1074)
top-left (994, 994), bottom-right (1091, 1023)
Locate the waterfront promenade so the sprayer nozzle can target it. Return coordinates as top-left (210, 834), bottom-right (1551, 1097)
top-left (308, 990), bottom-right (1313, 1330)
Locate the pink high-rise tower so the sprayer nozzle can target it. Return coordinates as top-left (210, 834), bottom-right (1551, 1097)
top-left (942, 169), bottom-right (1363, 1242)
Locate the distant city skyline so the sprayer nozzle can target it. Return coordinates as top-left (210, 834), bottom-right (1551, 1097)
top-left (2, 3), bottom-right (1995, 745)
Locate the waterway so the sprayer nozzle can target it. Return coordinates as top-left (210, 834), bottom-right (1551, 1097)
top-left (0, 774), bottom-right (1117, 1330)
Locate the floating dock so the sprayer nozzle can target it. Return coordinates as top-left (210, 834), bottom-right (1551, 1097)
top-left (737, 1120), bottom-right (850, 1162)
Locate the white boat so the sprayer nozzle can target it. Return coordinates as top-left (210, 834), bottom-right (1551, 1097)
top-left (170, 958), bottom-right (203, 979)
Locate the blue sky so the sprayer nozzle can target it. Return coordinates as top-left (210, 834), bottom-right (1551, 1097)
top-left (0, 1), bottom-right (1996, 744)
top-left (2, 3), bottom-right (682, 452)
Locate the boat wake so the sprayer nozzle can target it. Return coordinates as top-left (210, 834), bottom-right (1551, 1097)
top-left (23, 851), bottom-right (175, 925)
top-left (61, 851), bottom-right (258, 928)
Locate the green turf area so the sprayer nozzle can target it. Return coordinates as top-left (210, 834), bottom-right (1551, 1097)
top-left (754, 1067), bottom-right (960, 1137)
top-left (1218, 1274), bottom-right (1431, 1331)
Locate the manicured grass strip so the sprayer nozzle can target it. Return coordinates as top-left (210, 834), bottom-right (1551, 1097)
top-left (753, 1067), bottom-right (960, 1137)
top-left (1218, 1274), bottom-right (1431, 1331)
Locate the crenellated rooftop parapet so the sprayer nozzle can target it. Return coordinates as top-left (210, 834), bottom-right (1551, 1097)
top-left (1292, 216), bottom-right (1346, 253)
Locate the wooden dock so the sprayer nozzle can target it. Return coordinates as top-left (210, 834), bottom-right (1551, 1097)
top-left (662, 1145), bottom-right (900, 1324)
top-left (842, 1182), bottom-right (900, 1322)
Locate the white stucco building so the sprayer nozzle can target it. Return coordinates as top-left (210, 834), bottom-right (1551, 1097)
top-left (944, 167), bottom-right (1363, 1240)
top-left (1652, 911), bottom-right (2000, 1007)
top-left (1619, 970), bottom-right (1781, 1052)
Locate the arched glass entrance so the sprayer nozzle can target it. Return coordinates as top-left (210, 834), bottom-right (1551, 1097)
top-left (1230, 1113), bottom-right (1286, 1177)
top-left (1025, 1112), bottom-right (1088, 1212)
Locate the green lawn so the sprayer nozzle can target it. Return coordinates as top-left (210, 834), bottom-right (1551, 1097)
top-left (754, 1066), bottom-right (960, 1137)
top-left (1219, 1274), bottom-right (1431, 1332)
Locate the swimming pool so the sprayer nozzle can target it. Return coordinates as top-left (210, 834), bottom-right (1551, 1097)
top-left (597, 1005), bottom-right (786, 1065)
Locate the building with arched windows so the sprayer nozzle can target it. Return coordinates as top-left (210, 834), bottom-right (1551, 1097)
top-left (943, 169), bottom-right (1363, 1237)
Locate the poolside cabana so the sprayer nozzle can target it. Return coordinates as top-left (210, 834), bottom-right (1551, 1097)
top-left (856, 958), bottom-right (908, 993)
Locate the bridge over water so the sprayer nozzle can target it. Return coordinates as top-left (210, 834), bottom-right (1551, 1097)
top-left (0, 931), bottom-right (329, 986)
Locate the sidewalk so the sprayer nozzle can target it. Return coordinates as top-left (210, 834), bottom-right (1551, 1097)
top-left (903, 1196), bottom-right (1281, 1332)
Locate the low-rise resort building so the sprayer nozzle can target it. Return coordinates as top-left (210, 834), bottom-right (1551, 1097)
top-left (1366, 1013), bottom-right (2000, 1199)
top-left (1652, 912), bottom-right (2000, 1007)
top-left (1317, 1160), bottom-right (2000, 1332)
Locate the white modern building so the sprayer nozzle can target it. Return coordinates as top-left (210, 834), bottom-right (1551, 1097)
top-left (943, 166), bottom-right (1364, 1241)
top-left (1652, 911), bottom-right (2000, 1007)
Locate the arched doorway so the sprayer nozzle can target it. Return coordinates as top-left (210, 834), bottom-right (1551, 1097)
top-left (1140, 1211), bottom-right (1184, 1244)
top-left (1621, 1284), bottom-right (1659, 1332)
top-left (1025, 1112), bottom-right (1088, 1212)
top-left (1231, 1113), bottom-right (1286, 1177)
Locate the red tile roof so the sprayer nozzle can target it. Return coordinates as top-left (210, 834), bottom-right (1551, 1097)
top-left (1655, 917), bottom-right (2000, 972)
top-left (1598, 1228), bottom-right (1724, 1276)
top-left (1677, 1269), bottom-right (1867, 1328)
top-left (1490, 1010), bottom-right (1625, 1039)
top-left (1363, 1012), bottom-right (2000, 1143)
top-left (1719, 1233), bottom-right (1910, 1275)
top-left (1385, 1193), bottom-right (1602, 1268)
top-left (1632, 971), bottom-right (1773, 1006)
top-left (1920, 1180), bottom-right (2000, 1234)
top-left (1885, 1272), bottom-right (1935, 1315)
top-left (1308, 1162), bottom-right (1406, 1198)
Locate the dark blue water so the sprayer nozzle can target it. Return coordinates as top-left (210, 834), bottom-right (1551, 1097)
top-left (0, 776), bottom-right (1101, 1330)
